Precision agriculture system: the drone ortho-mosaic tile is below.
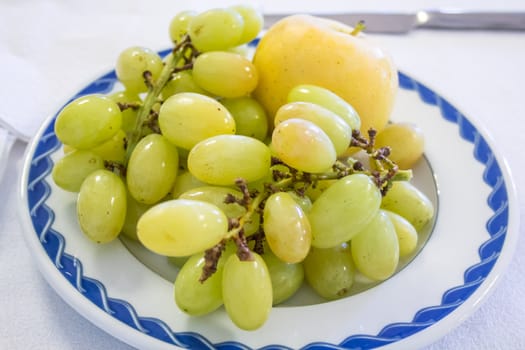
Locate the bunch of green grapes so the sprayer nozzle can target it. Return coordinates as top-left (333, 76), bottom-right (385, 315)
top-left (51, 4), bottom-right (434, 331)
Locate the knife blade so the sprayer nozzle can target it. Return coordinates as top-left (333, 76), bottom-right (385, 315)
top-left (264, 10), bottom-right (525, 34)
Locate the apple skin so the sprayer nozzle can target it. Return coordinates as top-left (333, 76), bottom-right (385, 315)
top-left (252, 14), bottom-right (398, 134)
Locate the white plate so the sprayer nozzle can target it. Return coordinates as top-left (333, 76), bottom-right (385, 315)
top-left (18, 53), bottom-right (519, 349)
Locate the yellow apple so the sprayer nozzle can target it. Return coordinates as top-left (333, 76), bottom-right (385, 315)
top-left (252, 14), bottom-right (398, 134)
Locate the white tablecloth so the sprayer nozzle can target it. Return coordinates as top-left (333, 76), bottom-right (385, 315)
top-left (1, 1), bottom-right (524, 349)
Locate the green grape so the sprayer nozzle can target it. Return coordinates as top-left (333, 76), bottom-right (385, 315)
top-left (230, 5), bottom-right (263, 45)
top-left (55, 94), bottom-right (122, 149)
top-left (187, 135), bottom-right (271, 186)
top-left (287, 190), bottom-right (313, 213)
top-left (274, 101), bottom-right (352, 156)
top-left (351, 210), bottom-right (399, 281)
top-left (120, 190), bottom-right (153, 241)
top-left (308, 174), bottom-right (381, 248)
top-left (161, 70), bottom-right (209, 99)
top-left (375, 122), bottom-right (425, 169)
top-left (263, 192), bottom-right (311, 263)
top-left (174, 252), bottom-right (223, 316)
top-left (262, 249), bottom-right (304, 305)
top-left (303, 244), bottom-right (355, 300)
top-left (179, 186), bottom-right (245, 216)
top-left (167, 256), bottom-right (190, 268)
top-left (137, 199), bottom-right (228, 256)
top-left (222, 253), bottom-right (272, 330)
top-left (91, 129), bottom-right (127, 163)
top-left (127, 134), bottom-right (179, 204)
top-left (192, 52), bottom-right (258, 98)
top-left (179, 186), bottom-right (260, 236)
top-left (169, 10), bottom-right (197, 43)
top-left (220, 97), bottom-right (268, 141)
top-left (271, 118), bottom-right (336, 173)
top-left (304, 179), bottom-right (336, 201)
top-left (62, 144), bottom-right (75, 154)
top-left (381, 181), bottom-right (434, 231)
top-left (115, 46), bottom-right (164, 93)
top-left (188, 8), bottom-right (244, 52)
top-left (171, 170), bottom-right (207, 199)
top-left (52, 150), bottom-right (104, 192)
top-left (77, 169), bottom-right (127, 243)
top-left (158, 92), bottom-right (236, 150)
top-left (384, 210), bottom-right (418, 258)
top-left (226, 44), bottom-right (251, 58)
top-left (108, 90), bottom-right (140, 133)
top-left (287, 84), bottom-right (361, 131)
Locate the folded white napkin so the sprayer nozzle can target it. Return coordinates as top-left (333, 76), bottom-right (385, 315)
top-left (0, 2), bottom-right (181, 141)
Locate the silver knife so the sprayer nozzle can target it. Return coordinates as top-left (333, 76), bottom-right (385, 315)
top-left (264, 10), bottom-right (525, 34)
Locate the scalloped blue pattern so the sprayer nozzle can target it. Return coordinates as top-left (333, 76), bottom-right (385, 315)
top-left (26, 67), bottom-right (508, 349)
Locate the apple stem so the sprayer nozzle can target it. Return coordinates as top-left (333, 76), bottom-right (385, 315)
top-left (351, 20), bottom-right (366, 35)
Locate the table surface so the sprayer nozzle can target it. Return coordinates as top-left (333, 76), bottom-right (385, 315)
top-left (1, 1), bottom-right (524, 349)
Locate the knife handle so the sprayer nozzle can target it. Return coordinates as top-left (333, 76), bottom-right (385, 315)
top-left (422, 10), bottom-right (525, 31)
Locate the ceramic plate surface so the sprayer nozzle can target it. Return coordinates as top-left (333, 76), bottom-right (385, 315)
top-left (19, 48), bottom-right (519, 350)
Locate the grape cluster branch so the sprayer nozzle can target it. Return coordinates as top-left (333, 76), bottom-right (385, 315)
top-left (124, 35), bottom-right (198, 164)
top-left (199, 128), bottom-right (412, 282)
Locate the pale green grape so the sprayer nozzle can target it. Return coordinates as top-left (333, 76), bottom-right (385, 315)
top-left (62, 144), bottom-right (75, 154)
top-left (287, 84), bottom-right (361, 131)
top-left (351, 210), bottom-right (399, 281)
top-left (52, 150), bottom-right (104, 192)
top-left (222, 253), bottom-right (272, 330)
top-left (158, 92), bottom-right (236, 150)
top-left (115, 46), bottom-right (164, 93)
top-left (179, 186), bottom-right (245, 216)
top-left (192, 52), bottom-right (258, 98)
top-left (287, 191), bottom-right (312, 213)
top-left (263, 192), bottom-right (311, 263)
top-left (245, 164), bottom-right (280, 194)
top-left (230, 5), bottom-right (263, 44)
top-left (171, 170), bottom-right (207, 199)
top-left (55, 94), bottom-right (122, 149)
top-left (77, 169), bottom-right (127, 243)
top-left (161, 70), bottom-right (209, 99)
top-left (304, 179), bottom-right (337, 201)
top-left (167, 256), bottom-right (190, 268)
top-left (174, 252), bottom-right (223, 316)
top-left (108, 90), bottom-right (140, 133)
top-left (271, 118), bottom-right (336, 173)
top-left (91, 129), bottom-right (127, 163)
top-left (120, 191), bottom-right (153, 241)
top-left (308, 174), bottom-right (381, 248)
top-left (179, 186), bottom-right (260, 236)
top-left (375, 122), bottom-right (425, 169)
top-left (226, 44), bottom-right (251, 57)
top-left (262, 249), bottom-right (304, 305)
top-left (381, 181), bottom-right (434, 231)
top-left (169, 10), bottom-right (197, 43)
top-left (384, 210), bottom-right (418, 258)
top-left (274, 101), bottom-right (352, 156)
top-left (127, 134), bottom-right (179, 204)
top-left (137, 199), bottom-right (228, 256)
top-left (188, 135), bottom-right (271, 186)
top-left (220, 97), bottom-right (268, 141)
top-left (303, 244), bottom-right (354, 300)
top-left (188, 8), bottom-right (244, 52)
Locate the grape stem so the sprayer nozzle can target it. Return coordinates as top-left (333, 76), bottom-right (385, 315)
top-left (351, 20), bottom-right (366, 35)
top-left (199, 240), bottom-right (226, 283)
top-left (225, 188), bottom-right (265, 242)
top-left (124, 35), bottom-right (195, 163)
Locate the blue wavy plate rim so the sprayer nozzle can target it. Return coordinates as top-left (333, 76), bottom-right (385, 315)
top-left (19, 61), bottom-right (519, 349)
